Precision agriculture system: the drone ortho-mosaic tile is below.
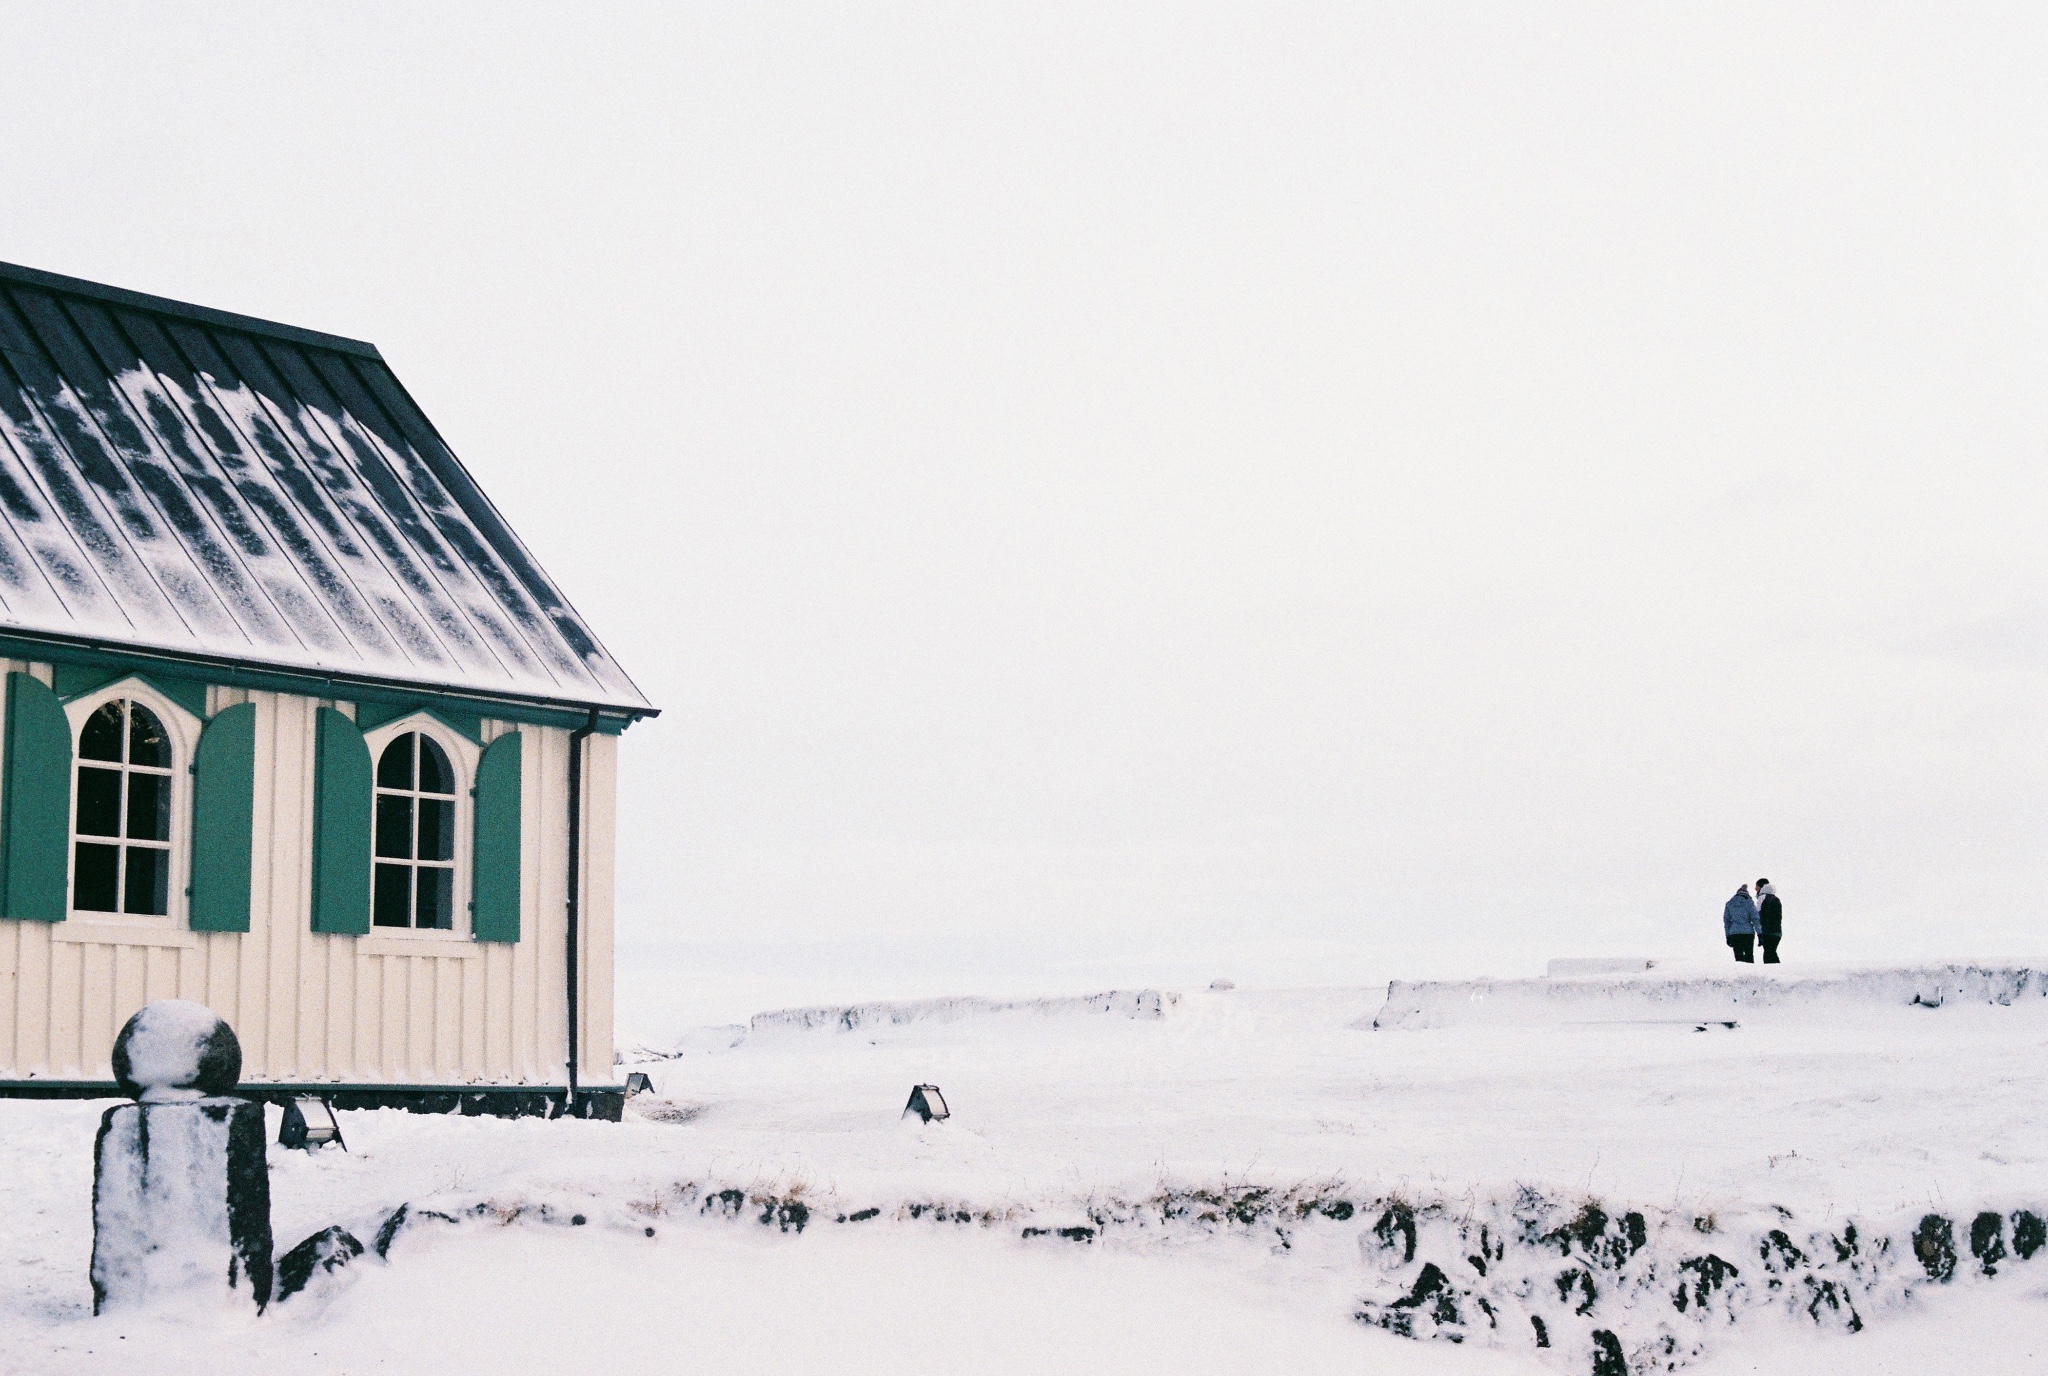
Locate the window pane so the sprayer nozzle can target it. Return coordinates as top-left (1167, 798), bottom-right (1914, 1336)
top-left (417, 737), bottom-right (455, 795)
top-left (74, 842), bottom-right (119, 911)
top-left (415, 866), bottom-right (453, 930)
top-left (373, 863), bottom-right (412, 927)
top-left (375, 794), bottom-right (414, 859)
top-left (77, 767), bottom-right (122, 837)
top-left (126, 772), bottom-right (170, 842)
top-left (123, 847), bottom-right (169, 916)
top-left (127, 704), bottom-right (170, 768)
top-left (80, 703), bottom-right (123, 762)
top-left (417, 797), bottom-right (453, 862)
top-left (377, 734), bottom-right (415, 790)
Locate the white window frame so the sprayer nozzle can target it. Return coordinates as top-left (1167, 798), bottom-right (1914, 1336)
top-left (360, 713), bottom-right (476, 941)
top-left (61, 679), bottom-right (201, 931)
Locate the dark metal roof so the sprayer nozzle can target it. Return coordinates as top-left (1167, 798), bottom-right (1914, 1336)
top-left (0, 262), bottom-right (652, 717)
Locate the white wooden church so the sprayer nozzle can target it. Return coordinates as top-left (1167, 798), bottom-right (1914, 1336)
top-left (0, 262), bottom-right (655, 1117)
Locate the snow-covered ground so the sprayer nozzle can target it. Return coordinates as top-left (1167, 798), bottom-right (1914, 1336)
top-left (5, 969), bottom-right (2047, 1374)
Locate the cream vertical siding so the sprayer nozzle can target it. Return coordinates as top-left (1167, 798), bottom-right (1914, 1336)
top-left (0, 663), bottom-right (616, 1088)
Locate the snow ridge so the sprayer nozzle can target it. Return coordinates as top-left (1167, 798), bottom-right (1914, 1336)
top-left (748, 988), bottom-right (1180, 1035)
top-left (1370, 962), bottom-right (2048, 1029)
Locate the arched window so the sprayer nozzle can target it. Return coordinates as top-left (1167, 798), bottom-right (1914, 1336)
top-left (374, 732), bottom-right (458, 930)
top-left (73, 699), bottom-right (174, 915)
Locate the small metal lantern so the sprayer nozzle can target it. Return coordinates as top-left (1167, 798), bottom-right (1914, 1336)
top-left (278, 1096), bottom-right (346, 1151)
top-left (903, 1084), bottom-right (949, 1123)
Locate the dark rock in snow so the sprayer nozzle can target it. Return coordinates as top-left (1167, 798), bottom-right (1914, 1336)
top-left (373, 1204), bottom-right (409, 1258)
top-left (1970, 1212), bottom-right (2006, 1275)
top-left (1596, 1210), bottom-right (1646, 1267)
top-left (2012, 1211), bottom-right (2046, 1261)
top-left (1563, 1204), bottom-right (1608, 1256)
top-left (842, 1207), bottom-right (880, 1223)
top-left (1913, 1215), bottom-right (1956, 1281)
top-left (1589, 1329), bottom-right (1628, 1376)
top-left (1226, 1188), bottom-right (1274, 1225)
top-left (1802, 1277), bottom-right (1862, 1332)
top-left (1620, 1212), bottom-right (1648, 1259)
top-left (759, 1200), bottom-right (808, 1233)
top-left (1759, 1229), bottom-right (1807, 1274)
top-left (1358, 1261), bottom-right (1498, 1341)
top-left (1530, 1314), bottom-right (1549, 1347)
top-left (275, 1227), bottom-right (364, 1302)
top-left (1556, 1267), bottom-right (1597, 1316)
top-left (1672, 1255), bottom-right (1739, 1315)
top-left (1396, 1263), bottom-right (1463, 1328)
top-left (1374, 1204), bottom-right (1418, 1264)
top-left (1538, 1203), bottom-right (1647, 1270)
top-left (1465, 1224), bottom-right (1504, 1278)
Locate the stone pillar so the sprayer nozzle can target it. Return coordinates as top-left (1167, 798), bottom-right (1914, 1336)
top-left (90, 1000), bottom-right (273, 1314)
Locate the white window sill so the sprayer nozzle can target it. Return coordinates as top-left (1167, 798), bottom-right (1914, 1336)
top-left (354, 935), bottom-right (483, 959)
top-left (54, 919), bottom-right (200, 949)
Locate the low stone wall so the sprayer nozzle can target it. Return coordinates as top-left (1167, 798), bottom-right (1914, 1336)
top-left (1349, 1189), bottom-right (2045, 1374)
top-left (356, 1171), bottom-right (2047, 1375)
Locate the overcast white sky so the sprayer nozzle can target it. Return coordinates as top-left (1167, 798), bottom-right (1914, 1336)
top-left (5, 5), bottom-right (2046, 1029)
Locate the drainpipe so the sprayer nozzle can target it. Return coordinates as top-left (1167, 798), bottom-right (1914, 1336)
top-left (564, 708), bottom-right (598, 1115)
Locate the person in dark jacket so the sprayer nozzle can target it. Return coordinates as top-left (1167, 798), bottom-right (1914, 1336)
top-left (1722, 884), bottom-right (1760, 963)
top-left (1755, 880), bottom-right (1782, 963)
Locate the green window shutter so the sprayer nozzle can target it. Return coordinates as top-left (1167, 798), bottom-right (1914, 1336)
top-left (309, 706), bottom-right (371, 936)
top-left (471, 731), bottom-right (522, 943)
top-left (1, 672), bottom-right (72, 922)
top-left (190, 703), bottom-right (256, 933)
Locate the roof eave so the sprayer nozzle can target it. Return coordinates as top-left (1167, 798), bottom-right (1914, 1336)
top-left (0, 625), bottom-right (660, 726)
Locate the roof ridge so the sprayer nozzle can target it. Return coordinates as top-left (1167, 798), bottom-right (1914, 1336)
top-left (0, 261), bottom-right (383, 362)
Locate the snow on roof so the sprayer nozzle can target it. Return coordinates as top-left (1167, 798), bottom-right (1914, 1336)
top-left (0, 262), bottom-right (652, 716)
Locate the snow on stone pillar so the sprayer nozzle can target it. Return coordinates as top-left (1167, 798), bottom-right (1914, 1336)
top-left (90, 1000), bottom-right (273, 1314)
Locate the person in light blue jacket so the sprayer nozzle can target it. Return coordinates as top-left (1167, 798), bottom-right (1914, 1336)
top-left (1722, 884), bottom-right (1760, 963)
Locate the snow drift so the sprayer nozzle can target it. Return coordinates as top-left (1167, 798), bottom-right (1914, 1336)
top-left (1367, 962), bottom-right (2048, 1030)
top-left (749, 988), bottom-right (1179, 1035)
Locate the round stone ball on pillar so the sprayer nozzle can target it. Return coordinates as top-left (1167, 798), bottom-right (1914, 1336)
top-left (92, 1001), bottom-right (271, 1314)
top-left (110, 999), bottom-right (243, 1101)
